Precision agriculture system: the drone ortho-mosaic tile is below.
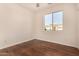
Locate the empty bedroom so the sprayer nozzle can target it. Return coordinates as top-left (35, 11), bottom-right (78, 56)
top-left (0, 3), bottom-right (79, 56)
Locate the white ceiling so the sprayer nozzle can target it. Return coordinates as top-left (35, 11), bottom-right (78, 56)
top-left (19, 3), bottom-right (52, 11)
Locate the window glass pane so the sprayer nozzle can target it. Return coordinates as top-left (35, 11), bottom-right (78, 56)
top-left (53, 11), bottom-right (63, 31)
top-left (44, 13), bottom-right (52, 31)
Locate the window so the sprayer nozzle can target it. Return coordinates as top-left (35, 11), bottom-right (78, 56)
top-left (44, 13), bottom-right (52, 31)
top-left (53, 11), bottom-right (63, 31)
top-left (44, 11), bottom-right (63, 31)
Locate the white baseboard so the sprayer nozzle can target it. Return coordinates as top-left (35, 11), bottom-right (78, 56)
top-left (35, 38), bottom-right (79, 49)
top-left (0, 39), bottom-right (33, 49)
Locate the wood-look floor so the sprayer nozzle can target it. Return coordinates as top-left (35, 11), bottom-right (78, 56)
top-left (0, 39), bottom-right (79, 56)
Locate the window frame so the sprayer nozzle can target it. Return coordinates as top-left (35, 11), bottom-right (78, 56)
top-left (43, 11), bottom-right (64, 31)
top-left (52, 11), bottom-right (64, 31)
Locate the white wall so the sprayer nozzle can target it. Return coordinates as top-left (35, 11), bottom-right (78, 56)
top-left (0, 3), bottom-right (78, 49)
top-left (0, 4), bottom-right (34, 49)
top-left (33, 4), bottom-right (78, 48)
top-left (77, 11), bottom-right (79, 48)
top-left (76, 4), bottom-right (79, 48)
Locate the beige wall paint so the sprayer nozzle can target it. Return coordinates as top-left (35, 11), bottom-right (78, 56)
top-left (0, 4), bottom-right (34, 49)
top-left (33, 4), bottom-right (78, 48)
